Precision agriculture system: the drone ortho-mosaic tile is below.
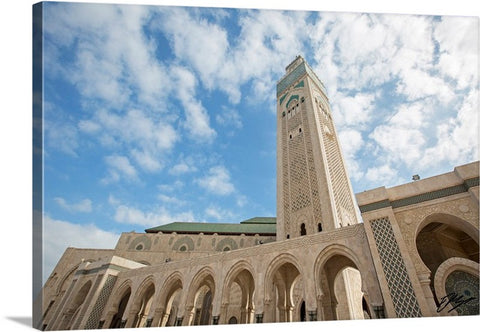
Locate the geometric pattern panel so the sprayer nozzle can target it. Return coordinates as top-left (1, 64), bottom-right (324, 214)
top-left (445, 270), bottom-right (479, 316)
top-left (84, 275), bottom-right (117, 329)
top-left (371, 217), bottom-right (422, 318)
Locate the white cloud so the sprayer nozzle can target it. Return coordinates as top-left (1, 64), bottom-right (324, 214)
top-left (44, 3), bottom-right (168, 109)
top-left (419, 89), bottom-right (479, 169)
top-left (171, 66), bottom-right (217, 142)
top-left (169, 161), bottom-right (197, 176)
top-left (130, 148), bottom-right (163, 173)
top-left (158, 180), bottom-right (185, 193)
top-left (395, 67), bottom-right (454, 103)
top-left (157, 194), bottom-right (186, 206)
top-left (370, 124), bottom-right (426, 167)
top-left (215, 107), bottom-right (243, 130)
top-left (44, 120), bottom-right (79, 157)
top-left (83, 109), bottom-right (176, 174)
top-left (195, 165), bottom-right (235, 195)
top-left (43, 214), bottom-right (119, 282)
top-left (158, 8), bottom-right (308, 104)
top-left (332, 92), bottom-right (375, 128)
top-left (434, 16), bottom-right (478, 89)
top-left (158, 7), bottom-right (228, 90)
top-left (338, 129), bottom-right (364, 181)
top-left (108, 194), bottom-right (120, 206)
top-left (205, 206), bottom-right (235, 221)
top-left (114, 205), bottom-right (195, 227)
top-left (236, 195), bottom-right (247, 208)
top-left (102, 155), bottom-right (138, 183)
top-left (54, 197), bottom-right (92, 213)
top-left (365, 164), bottom-right (398, 184)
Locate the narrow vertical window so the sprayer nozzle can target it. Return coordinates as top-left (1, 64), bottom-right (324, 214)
top-left (300, 223), bottom-right (306, 236)
top-left (318, 223), bottom-right (322, 232)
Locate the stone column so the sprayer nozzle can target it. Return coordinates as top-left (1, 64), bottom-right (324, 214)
top-left (219, 303), bottom-right (228, 324)
top-left (263, 299), bottom-right (274, 323)
top-left (160, 312), bottom-right (170, 327)
top-left (101, 310), bottom-right (116, 328)
top-left (316, 294), bottom-right (325, 321)
top-left (277, 305), bottom-right (286, 322)
top-left (418, 272), bottom-right (439, 316)
top-left (286, 305), bottom-right (294, 322)
top-left (240, 308), bottom-right (248, 323)
top-left (124, 310), bottom-right (138, 328)
top-left (151, 307), bottom-right (164, 327)
top-left (183, 306), bottom-right (194, 326)
top-left (247, 307), bottom-right (255, 323)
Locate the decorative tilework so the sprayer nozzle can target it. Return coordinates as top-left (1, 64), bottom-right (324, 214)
top-left (84, 275), bottom-right (117, 329)
top-left (286, 95), bottom-right (299, 109)
top-left (172, 236), bottom-right (195, 251)
top-left (277, 61), bottom-right (327, 97)
top-left (444, 271), bottom-right (479, 316)
top-left (463, 177), bottom-right (479, 190)
top-left (128, 235), bottom-right (152, 251)
top-left (294, 80), bottom-right (304, 88)
top-left (359, 200), bottom-right (391, 213)
top-left (370, 217), bottom-right (422, 318)
top-left (277, 62), bottom-right (307, 96)
top-left (215, 237), bottom-right (238, 251)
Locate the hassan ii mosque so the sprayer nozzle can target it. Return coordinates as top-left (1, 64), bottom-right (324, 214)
top-left (35, 55), bottom-right (479, 330)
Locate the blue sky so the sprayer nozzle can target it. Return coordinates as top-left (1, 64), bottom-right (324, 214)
top-left (40, 2), bottom-right (478, 282)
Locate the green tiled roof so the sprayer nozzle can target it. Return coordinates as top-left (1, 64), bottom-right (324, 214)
top-left (240, 217), bottom-right (276, 224)
top-left (145, 217), bottom-right (277, 235)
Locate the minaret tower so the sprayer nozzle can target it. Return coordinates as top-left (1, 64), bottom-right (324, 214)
top-left (276, 56), bottom-right (360, 240)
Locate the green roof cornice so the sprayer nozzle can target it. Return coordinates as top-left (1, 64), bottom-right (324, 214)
top-left (277, 58), bottom-right (327, 97)
top-left (145, 217), bottom-right (276, 235)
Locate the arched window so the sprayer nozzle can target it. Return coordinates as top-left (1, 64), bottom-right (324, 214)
top-left (300, 301), bottom-right (306, 321)
top-left (300, 223), bottom-right (306, 236)
top-left (318, 223), bottom-right (322, 232)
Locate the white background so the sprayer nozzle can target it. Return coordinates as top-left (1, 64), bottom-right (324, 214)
top-left (0, 0), bottom-right (478, 331)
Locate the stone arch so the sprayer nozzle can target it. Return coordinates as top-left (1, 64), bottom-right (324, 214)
top-left (42, 263), bottom-right (81, 329)
top-left (184, 267), bottom-right (216, 326)
top-left (414, 213), bottom-right (478, 269)
top-left (314, 244), bottom-right (370, 321)
top-left (264, 253), bottom-right (304, 323)
top-left (414, 212), bottom-right (479, 309)
top-left (221, 261), bottom-right (256, 324)
top-left (55, 264), bottom-right (80, 296)
top-left (157, 272), bottom-right (184, 327)
top-left (415, 213), bottom-right (478, 246)
top-left (107, 280), bottom-right (132, 328)
top-left (58, 280), bottom-right (93, 330)
top-left (128, 276), bottom-right (156, 328)
top-left (433, 257), bottom-right (479, 316)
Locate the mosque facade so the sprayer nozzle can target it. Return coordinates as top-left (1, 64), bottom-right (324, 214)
top-left (35, 56), bottom-right (479, 330)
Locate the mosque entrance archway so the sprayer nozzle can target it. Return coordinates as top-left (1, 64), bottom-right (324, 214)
top-left (316, 248), bottom-right (370, 321)
top-left (222, 263), bottom-right (255, 324)
top-left (416, 215), bottom-right (479, 315)
top-left (265, 255), bottom-right (304, 323)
